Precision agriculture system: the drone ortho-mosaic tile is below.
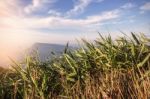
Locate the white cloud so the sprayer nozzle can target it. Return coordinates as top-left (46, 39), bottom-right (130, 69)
top-left (66, 0), bottom-right (104, 17)
top-left (94, 0), bottom-right (104, 3)
top-left (47, 0), bottom-right (104, 17)
top-left (140, 2), bottom-right (150, 11)
top-left (66, 0), bottom-right (92, 17)
top-left (121, 3), bottom-right (135, 9)
top-left (0, 0), bottom-right (117, 30)
top-left (23, 9), bottom-right (120, 29)
top-left (48, 10), bottom-right (61, 16)
top-left (0, 0), bottom-right (121, 47)
top-left (0, 0), bottom-right (120, 38)
top-left (24, 0), bottom-right (57, 14)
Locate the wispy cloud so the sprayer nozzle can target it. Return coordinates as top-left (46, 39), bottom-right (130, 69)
top-left (139, 2), bottom-right (150, 14)
top-left (0, 0), bottom-right (120, 36)
top-left (140, 2), bottom-right (150, 11)
top-left (121, 3), bottom-right (135, 9)
top-left (48, 10), bottom-right (61, 16)
top-left (13, 9), bottom-right (120, 30)
top-left (24, 0), bottom-right (57, 14)
top-left (66, 0), bottom-right (104, 17)
top-left (0, 0), bottom-right (148, 44)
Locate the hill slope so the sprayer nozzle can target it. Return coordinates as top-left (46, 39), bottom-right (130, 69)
top-left (30, 43), bottom-right (67, 61)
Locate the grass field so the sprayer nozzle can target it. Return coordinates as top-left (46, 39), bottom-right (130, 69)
top-left (0, 33), bottom-right (150, 99)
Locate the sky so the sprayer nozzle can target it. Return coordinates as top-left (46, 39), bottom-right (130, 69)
top-left (0, 0), bottom-right (150, 66)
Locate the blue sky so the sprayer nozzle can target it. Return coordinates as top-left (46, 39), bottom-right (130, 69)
top-left (0, 0), bottom-right (150, 46)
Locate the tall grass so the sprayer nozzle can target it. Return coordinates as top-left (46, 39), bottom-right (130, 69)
top-left (0, 33), bottom-right (150, 99)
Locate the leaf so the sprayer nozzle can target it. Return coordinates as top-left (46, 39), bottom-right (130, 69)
top-left (64, 42), bottom-right (69, 53)
top-left (137, 44), bottom-right (145, 60)
top-left (137, 53), bottom-right (150, 68)
top-left (131, 44), bottom-right (136, 57)
top-left (131, 32), bottom-right (140, 45)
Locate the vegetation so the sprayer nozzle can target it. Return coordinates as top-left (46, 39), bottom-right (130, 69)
top-left (0, 33), bottom-right (150, 99)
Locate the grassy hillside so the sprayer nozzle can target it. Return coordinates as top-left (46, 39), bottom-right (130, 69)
top-left (0, 33), bottom-right (150, 99)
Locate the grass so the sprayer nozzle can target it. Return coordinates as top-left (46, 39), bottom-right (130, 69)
top-left (0, 33), bottom-right (150, 99)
